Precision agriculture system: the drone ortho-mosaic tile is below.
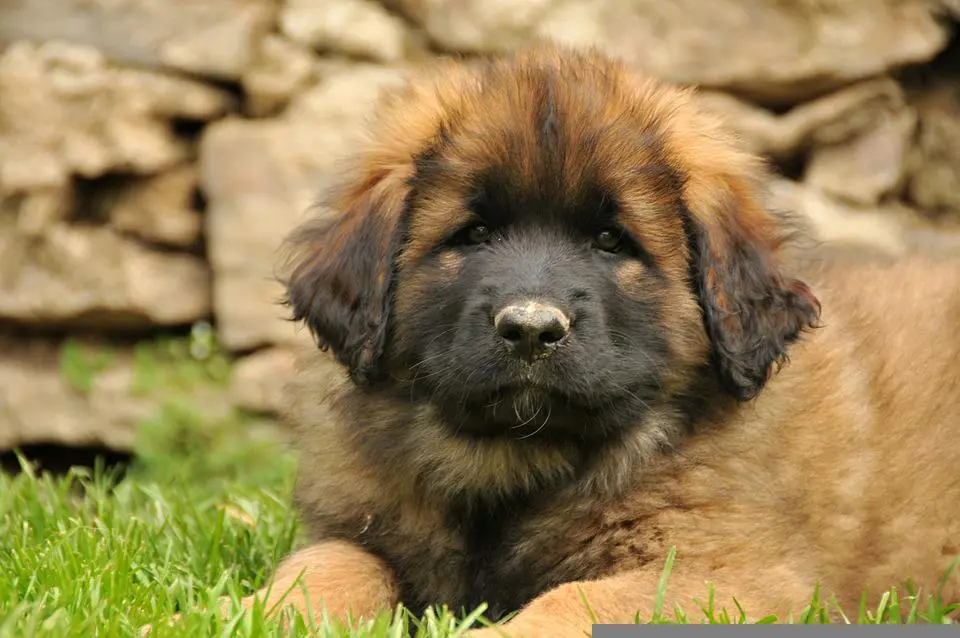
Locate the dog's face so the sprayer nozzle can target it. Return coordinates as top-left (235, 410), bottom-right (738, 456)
top-left (282, 45), bottom-right (821, 441)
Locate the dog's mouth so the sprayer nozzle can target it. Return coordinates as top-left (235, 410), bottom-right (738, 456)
top-left (451, 381), bottom-right (608, 434)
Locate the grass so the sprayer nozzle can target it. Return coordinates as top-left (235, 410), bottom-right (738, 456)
top-left (1, 333), bottom-right (958, 636)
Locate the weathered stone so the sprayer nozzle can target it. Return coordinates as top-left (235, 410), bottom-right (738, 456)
top-left (0, 183), bottom-right (74, 240)
top-left (200, 65), bottom-right (407, 351)
top-left (280, 0), bottom-right (411, 63)
top-left (0, 40), bottom-right (233, 189)
top-left (696, 79), bottom-right (913, 162)
top-left (904, 77), bottom-right (960, 217)
top-left (692, 91), bottom-right (783, 158)
top-left (241, 35), bottom-right (317, 118)
top-left (766, 178), bottom-right (959, 257)
top-left (805, 108), bottom-right (916, 207)
top-left (0, 335), bottom-right (233, 452)
top-left (0, 0), bottom-right (276, 81)
top-left (404, 0), bottom-right (949, 104)
top-left (0, 338), bottom-right (142, 452)
top-left (379, 0), bottom-right (428, 23)
top-left (230, 347), bottom-right (299, 415)
top-left (0, 223), bottom-right (211, 328)
top-left (99, 165), bottom-right (204, 248)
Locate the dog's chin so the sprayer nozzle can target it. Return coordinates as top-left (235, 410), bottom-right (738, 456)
top-left (440, 385), bottom-right (565, 439)
top-left (432, 380), bottom-right (629, 443)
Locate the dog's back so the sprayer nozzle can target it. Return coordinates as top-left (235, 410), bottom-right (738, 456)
top-left (638, 252), bottom-right (960, 617)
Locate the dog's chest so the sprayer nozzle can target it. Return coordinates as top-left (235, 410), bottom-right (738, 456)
top-left (386, 493), bottom-right (625, 621)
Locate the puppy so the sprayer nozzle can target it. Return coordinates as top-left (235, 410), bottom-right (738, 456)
top-left (253, 43), bottom-right (960, 635)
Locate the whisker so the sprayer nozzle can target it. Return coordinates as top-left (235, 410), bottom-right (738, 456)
top-left (516, 402), bottom-right (553, 440)
top-left (511, 398), bottom-right (543, 429)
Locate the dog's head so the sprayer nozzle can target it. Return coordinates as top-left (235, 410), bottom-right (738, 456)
top-left (281, 44), bottom-right (821, 440)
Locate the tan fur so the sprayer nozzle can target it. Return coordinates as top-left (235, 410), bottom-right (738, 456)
top-left (248, 541), bottom-right (397, 624)
top-left (197, 44), bottom-right (960, 636)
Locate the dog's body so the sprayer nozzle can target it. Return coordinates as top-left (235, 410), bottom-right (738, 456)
top-left (249, 44), bottom-right (960, 635)
top-left (280, 254), bottom-right (960, 631)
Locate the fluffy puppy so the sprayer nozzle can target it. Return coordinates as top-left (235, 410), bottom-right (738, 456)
top-left (256, 43), bottom-right (960, 636)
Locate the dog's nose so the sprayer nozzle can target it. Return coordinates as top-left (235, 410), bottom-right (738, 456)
top-left (494, 302), bottom-right (570, 361)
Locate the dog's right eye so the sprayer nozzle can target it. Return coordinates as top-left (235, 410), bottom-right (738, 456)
top-left (464, 224), bottom-right (492, 245)
top-left (446, 222), bottom-right (498, 248)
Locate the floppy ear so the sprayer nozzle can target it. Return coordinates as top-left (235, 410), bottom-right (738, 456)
top-left (279, 166), bottom-right (411, 385)
top-left (683, 179), bottom-right (822, 402)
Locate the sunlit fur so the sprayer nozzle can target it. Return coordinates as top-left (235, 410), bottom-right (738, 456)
top-left (238, 43), bottom-right (960, 636)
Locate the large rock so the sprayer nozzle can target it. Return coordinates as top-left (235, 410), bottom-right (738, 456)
top-left (0, 337), bottom-right (145, 452)
top-left (0, 39), bottom-right (233, 193)
top-left (699, 79), bottom-right (919, 207)
top-left (0, 223), bottom-right (211, 328)
top-left (200, 65), bottom-right (407, 351)
top-left (280, 0), bottom-right (412, 63)
top-left (904, 76), bottom-right (960, 218)
top-left (84, 164), bottom-right (204, 248)
top-left (767, 178), bottom-right (960, 257)
top-left (230, 347), bottom-right (300, 416)
top-left (241, 34), bottom-right (317, 118)
top-left (804, 108), bottom-right (916, 207)
top-left (402, 0), bottom-right (950, 104)
top-left (0, 0), bottom-right (276, 81)
top-left (696, 78), bottom-right (913, 162)
top-left (801, 81), bottom-right (917, 207)
top-left (0, 335), bottom-right (233, 453)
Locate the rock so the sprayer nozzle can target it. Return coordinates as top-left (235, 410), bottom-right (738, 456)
top-left (0, 223), bottom-right (211, 328)
top-left (0, 337), bottom-right (144, 452)
top-left (0, 183), bottom-right (74, 241)
top-left (766, 178), bottom-right (955, 257)
top-left (200, 65), bottom-right (407, 351)
top-left (693, 91), bottom-right (784, 158)
top-left (0, 334), bottom-right (233, 453)
top-left (241, 35), bottom-right (317, 118)
top-left (0, 0), bottom-right (276, 81)
top-left (280, 0), bottom-right (411, 63)
top-left (380, 0), bottom-right (428, 23)
top-left (230, 347), bottom-right (299, 415)
top-left (696, 78), bottom-right (914, 162)
top-left (798, 80), bottom-right (918, 207)
top-left (405, 0), bottom-right (949, 104)
top-left (804, 107), bottom-right (916, 207)
top-left (403, 0), bottom-right (554, 54)
top-left (96, 165), bottom-right (204, 248)
top-left (904, 77), bottom-right (960, 217)
top-left (0, 40), bottom-right (233, 188)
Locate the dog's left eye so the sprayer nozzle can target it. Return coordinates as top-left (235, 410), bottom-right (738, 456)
top-left (467, 224), bottom-right (493, 244)
top-left (594, 229), bottom-right (623, 253)
top-left (446, 222), bottom-right (496, 248)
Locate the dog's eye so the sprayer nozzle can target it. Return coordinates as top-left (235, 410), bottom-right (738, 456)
top-left (594, 229), bottom-right (622, 253)
top-left (466, 224), bottom-right (492, 245)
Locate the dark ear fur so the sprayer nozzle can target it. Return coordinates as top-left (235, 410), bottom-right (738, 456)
top-left (683, 192), bottom-right (822, 402)
top-left (279, 168), bottom-right (410, 385)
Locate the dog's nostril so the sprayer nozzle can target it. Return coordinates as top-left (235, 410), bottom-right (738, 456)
top-left (539, 328), bottom-right (565, 345)
top-left (494, 303), bottom-right (571, 361)
top-left (501, 327), bottom-right (523, 343)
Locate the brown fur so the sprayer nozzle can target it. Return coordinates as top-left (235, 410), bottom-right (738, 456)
top-left (238, 44), bottom-right (960, 636)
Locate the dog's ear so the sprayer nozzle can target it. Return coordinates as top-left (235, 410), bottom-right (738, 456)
top-left (279, 164), bottom-right (411, 385)
top-left (683, 175), bottom-right (822, 401)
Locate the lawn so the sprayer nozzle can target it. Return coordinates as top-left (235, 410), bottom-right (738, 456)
top-left (1, 336), bottom-right (957, 637)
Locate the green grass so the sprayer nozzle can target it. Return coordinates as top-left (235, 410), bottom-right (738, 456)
top-left (1, 334), bottom-right (958, 636)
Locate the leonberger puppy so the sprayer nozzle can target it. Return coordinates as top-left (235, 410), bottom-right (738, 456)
top-left (248, 44), bottom-right (960, 635)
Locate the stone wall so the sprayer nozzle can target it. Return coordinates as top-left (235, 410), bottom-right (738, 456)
top-left (2, 0), bottom-right (960, 454)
